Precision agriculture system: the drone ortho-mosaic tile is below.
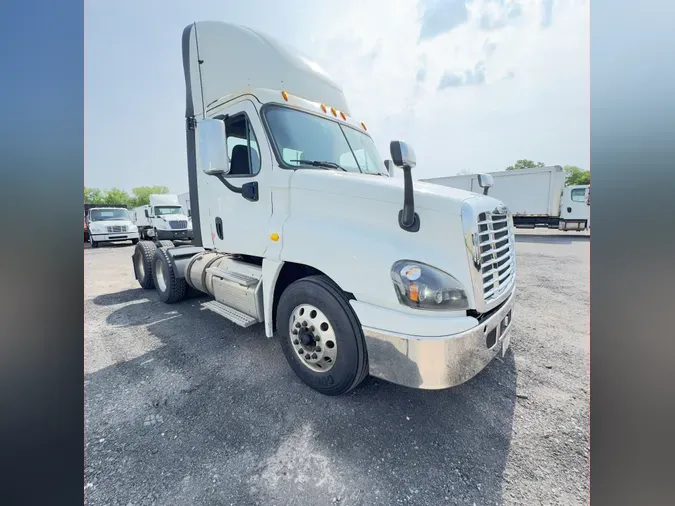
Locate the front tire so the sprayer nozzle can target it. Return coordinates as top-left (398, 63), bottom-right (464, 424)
top-left (133, 240), bottom-right (157, 289)
top-left (152, 248), bottom-right (187, 304)
top-left (276, 275), bottom-right (369, 396)
top-left (89, 234), bottom-right (99, 249)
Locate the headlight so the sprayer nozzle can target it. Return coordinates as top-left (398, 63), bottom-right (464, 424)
top-left (89, 225), bottom-right (105, 234)
top-left (390, 260), bottom-right (469, 311)
top-left (128, 224), bottom-right (138, 231)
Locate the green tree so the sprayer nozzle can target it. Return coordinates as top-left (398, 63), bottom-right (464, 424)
top-left (130, 186), bottom-right (170, 207)
top-left (563, 165), bottom-right (590, 186)
top-left (84, 187), bottom-right (105, 204)
top-left (102, 187), bottom-right (132, 206)
top-left (506, 159), bottom-right (546, 171)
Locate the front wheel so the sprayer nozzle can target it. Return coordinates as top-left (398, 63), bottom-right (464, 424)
top-left (89, 234), bottom-right (99, 249)
top-left (276, 275), bottom-right (369, 396)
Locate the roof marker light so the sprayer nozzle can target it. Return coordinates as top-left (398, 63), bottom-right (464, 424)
top-left (330, 107), bottom-right (337, 116)
top-left (361, 122), bottom-right (367, 131)
top-left (340, 111), bottom-right (347, 120)
top-left (320, 103), bottom-right (327, 112)
top-left (281, 90), bottom-right (289, 101)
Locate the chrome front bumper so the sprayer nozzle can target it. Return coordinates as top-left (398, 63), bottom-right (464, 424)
top-left (362, 293), bottom-right (515, 390)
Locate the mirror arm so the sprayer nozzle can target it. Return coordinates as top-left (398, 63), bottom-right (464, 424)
top-left (483, 187), bottom-right (489, 196)
top-left (214, 174), bottom-right (259, 202)
top-left (398, 165), bottom-right (420, 232)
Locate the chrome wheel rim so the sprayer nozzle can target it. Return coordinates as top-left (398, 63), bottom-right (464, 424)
top-left (154, 258), bottom-right (167, 292)
top-left (289, 304), bottom-right (337, 372)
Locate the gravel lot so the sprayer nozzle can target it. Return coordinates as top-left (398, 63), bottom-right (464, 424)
top-left (85, 231), bottom-right (589, 506)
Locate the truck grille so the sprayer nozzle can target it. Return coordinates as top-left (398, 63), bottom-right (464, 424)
top-left (106, 225), bottom-right (128, 233)
top-left (169, 220), bottom-right (188, 229)
top-left (477, 211), bottom-right (515, 302)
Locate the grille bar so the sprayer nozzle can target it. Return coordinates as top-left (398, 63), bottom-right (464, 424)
top-left (477, 213), bottom-right (515, 303)
top-left (106, 225), bottom-right (128, 233)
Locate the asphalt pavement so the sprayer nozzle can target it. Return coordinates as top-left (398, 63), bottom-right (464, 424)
top-left (85, 231), bottom-right (589, 506)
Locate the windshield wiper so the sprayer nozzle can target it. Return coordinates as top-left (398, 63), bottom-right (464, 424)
top-left (290, 159), bottom-right (348, 172)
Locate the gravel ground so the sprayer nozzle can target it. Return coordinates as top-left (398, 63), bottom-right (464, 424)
top-left (85, 231), bottom-right (589, 506)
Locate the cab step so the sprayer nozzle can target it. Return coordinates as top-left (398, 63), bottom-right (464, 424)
top-left (202, 300), bottom-right (257, 328)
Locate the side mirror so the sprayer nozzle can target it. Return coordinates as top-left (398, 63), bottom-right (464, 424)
top-left (389, 141), bottom-right (416, 169)
top-left (389, 141), bottom-right (419, 232)
top-left (477, 173), bottom-right (494, 195)
top-left (197, 118), bottom-right (230, 175)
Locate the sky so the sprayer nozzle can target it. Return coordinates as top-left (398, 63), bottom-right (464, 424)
top-left (85, 0), bottom-right (589, 194)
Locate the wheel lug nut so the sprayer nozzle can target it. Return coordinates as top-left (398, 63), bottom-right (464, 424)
top-left (315, 346), bottom-right (321, 352)
top-left (292, 329), bottom-right (298, 335)
top-left (315, 336), bottom-right (320, 342)
top-left (309, 326), bottom-right (315, 332)
top-left (295, 322), bottom-right (301, 328)
top-left (301, 321), bottom-right (308, 327)
top-left (311, 353), bottom-right (317, 359)
top-left (305, 354), bottom-right (311, 360)
top-left (298, 348), bottom-right (303, 354)
top-left (293, 339), bottom-right (299, 345)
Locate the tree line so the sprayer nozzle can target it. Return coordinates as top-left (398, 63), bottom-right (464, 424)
top-left (84, 186), bottom-right (170, 208)
top-left (458, 160), bottom-right (590, 186)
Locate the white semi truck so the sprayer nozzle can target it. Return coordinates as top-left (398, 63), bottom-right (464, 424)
top-left (423, 166), bottom-right (590, 231)
top-left (131, 194), bottom-right (194, 241)
top-left (131, 21), bottom-right (517, 396)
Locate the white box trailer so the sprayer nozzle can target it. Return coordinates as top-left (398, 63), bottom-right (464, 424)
top-left (131, 194), bottom-right (194, 241)
top-left (129, 21), bottom-right (518, 396)
top-left (422, 166), bottom-right (590, 231)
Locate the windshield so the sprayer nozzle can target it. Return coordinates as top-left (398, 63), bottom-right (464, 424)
top-left (154, 206), bottom-right (183, 216)
top-left (264, 105), bottom-right (386, 175)
top-left (89, 209), bottom-right (129, 221)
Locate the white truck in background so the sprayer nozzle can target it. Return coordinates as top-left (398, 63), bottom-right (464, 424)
top-left (131, 194), bottom-right (193, 242)
top-left (130, 21), bottom-right (517, 396)
top-left (422, 166), bottom-right (590, 231)
top-left (85, 207), bottom-right (139, 248)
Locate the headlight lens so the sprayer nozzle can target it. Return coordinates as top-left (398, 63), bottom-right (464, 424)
top-left (390, 260), bottom-right (469, 311)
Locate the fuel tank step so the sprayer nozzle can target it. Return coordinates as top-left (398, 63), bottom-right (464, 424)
top-left (202, 300), bottom-right (257, 328)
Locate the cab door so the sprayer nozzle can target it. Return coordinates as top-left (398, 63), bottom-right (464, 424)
top-left (201, 99), bottom-right (273, 257)
top-left (561, 186), bottom-right (590, 222)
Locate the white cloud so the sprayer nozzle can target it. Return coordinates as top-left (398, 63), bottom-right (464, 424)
top-left (303, 0), bottom-right (589, 177)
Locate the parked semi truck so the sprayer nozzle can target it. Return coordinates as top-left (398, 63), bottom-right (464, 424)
top-left (85, 206), bottom-right (139, 248)
top-left (422, 166), bottom-right (590, 231)
top-left (131, 21), bottom-right (517, 395)
top-left (131, 194), bottom-right (193, 241)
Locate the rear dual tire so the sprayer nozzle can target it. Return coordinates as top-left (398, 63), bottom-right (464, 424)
top-left (152, 247), bottom-right (187, 304)
top-left (276, 275), bottom-right (369, 396)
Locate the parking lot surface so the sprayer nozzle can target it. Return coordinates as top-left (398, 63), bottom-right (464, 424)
top-left (85, 231), bottom-right (589, 506)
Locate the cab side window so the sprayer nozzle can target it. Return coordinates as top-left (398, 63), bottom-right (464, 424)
top-left (224, 113), bottom-right (261, 176)
top-left (570, 188), bottom-right (586, 202)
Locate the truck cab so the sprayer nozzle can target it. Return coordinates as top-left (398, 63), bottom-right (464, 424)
top-left (131, 194), bottom-right (193, 241)
top-left (86, 207), bottom-right (139, 248)
top-left (131, 21), bottom-right (517, 395)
